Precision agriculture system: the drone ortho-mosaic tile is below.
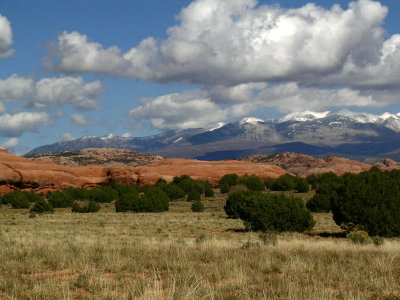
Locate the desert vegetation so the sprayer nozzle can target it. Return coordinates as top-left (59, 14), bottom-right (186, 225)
top-left (0, 171), bottom-right (400, 299)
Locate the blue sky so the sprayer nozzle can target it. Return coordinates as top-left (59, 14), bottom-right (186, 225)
top-left (0, 0), bottom-right (400, 153)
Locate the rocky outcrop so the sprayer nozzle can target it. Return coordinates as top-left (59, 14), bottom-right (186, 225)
top-left (0, 149), bottom-right (288, 193)
top-left (132, 158), bottom-right (287, 185)
top-left (0, 148), bottom-right (109, 193)
top-left (24, 148), bottom-right (163, 167)
top-left (8, 147), bottom-right (400, 195)
top-left (239, 152), bottom-right (373, 176)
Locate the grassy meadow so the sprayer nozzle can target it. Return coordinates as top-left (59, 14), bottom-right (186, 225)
top-left (0, 190), bottom-right (399, 299)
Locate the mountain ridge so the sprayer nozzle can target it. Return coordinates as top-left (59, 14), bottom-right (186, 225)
top-left (25, 110), bottom-right (400, 161)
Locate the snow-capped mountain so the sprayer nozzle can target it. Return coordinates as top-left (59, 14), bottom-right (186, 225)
top-left (279, 111), bottom-right (330, 122)
top-left (26, 110), bottom-right (400, 161)
top-left (239, 117), bottom-right (265, 125)
top-left (280, 110), bottom-right (400, 132)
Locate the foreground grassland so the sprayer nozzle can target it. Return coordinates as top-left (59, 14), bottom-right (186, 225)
top-left (0, 192), bottom-right (399, 299)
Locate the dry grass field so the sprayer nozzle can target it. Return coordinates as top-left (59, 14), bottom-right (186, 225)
top-left (0, 190), bottom-right (399, 299)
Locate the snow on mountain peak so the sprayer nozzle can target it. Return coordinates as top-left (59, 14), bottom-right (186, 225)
top-left (280, 111), bottom-right (330, 122)
top-left (101, 133), bottom-right (116, 140)
top-left (379, 112), bottom-right (400, 120)
top-left (335, 109), bottom-right (380, 123)
top-left (80, 136), bottom-right (97, 140)
top-left (208, 122), bottom-right (226, 131)
top-left (239, 117), bottom-right (264, 125)
top-left (279, 109), bottom-right (400, 132)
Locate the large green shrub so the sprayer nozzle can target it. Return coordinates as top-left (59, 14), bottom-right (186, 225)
top-left (219, 174), bottom-right (239, 187)
top-left (224, 190), bottom-right (253, 219)
top-left (173, 175), bottom-right (204, 194)
top-left (271, 174), bottom-right (296, 191)
top-left (271, 174), bottom-right (309, 193)
top-left (161, 183), bottom-right (186, 200)
top-left (306, 194), bottom-right (331, 212)
top-left (65, 188), bottom-right (87, 200)
top-left (115, 193), bottom-right (140, 212)
top-left (111, 182), bottom-right (139, 197)
top-left (140, 186), bottom-right (170, 212)
top-left (220, 174), bottom-right (264, 193)
top-left (2, 191), bottom-right (31, 209)
top-left (225, 191), bottom-right (315, 232)
top-left (24, 191), bottom-right (43, 203)
top-left (307, 172), bottom-right (340, 190)
top-left (330, 169), bottom-right (400, 237)
top-left (30, 199), bottom-right (54, 213)
top-left (187, 190), bottom-right (201, 201)
top-left (115, 186), bottom-right (169, 213)
top-left (86, 186), bottom-right (117, 203)
top-left (48, 191), bottom-right (74, 208)
top-left (294, 178), bottom-right (309, 193)
top-left (264, 178), bottom-right (275, 190)
top-left (219, 183), bottom-right (231, 194)
top-left (191, 201), bottom-right (205, 212)
top-left (201, 181), bottom-right (214, 197)
top-left (239, 174), bottom-right (265, 191)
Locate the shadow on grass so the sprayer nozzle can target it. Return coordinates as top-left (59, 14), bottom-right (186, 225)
top-left (225, 228), bottom-right (248, 233)
top-left (309, 231), bottom-right (346, 238)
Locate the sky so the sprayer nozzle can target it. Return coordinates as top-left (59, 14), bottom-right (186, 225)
top-left (0, 0), bottom-right (400, 154)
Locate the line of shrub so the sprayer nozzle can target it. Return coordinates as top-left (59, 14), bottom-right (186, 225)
top-left (219, 173), bottom-right (310, 194)
top-left (0, 175), bottom-right (215, 214)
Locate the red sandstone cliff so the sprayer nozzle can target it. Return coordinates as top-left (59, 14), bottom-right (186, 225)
top-left (0, 148), bottom-right (287, 193)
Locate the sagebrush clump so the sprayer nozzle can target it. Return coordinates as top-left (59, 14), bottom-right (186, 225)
top-left (1, 191), bottom-right (31, 209)
top-left (191, 201), bottom-right (204, 212)
top-left (72, 201), bottom-right (100, 213)
top-left (30, 199), bottom-right (54, 213)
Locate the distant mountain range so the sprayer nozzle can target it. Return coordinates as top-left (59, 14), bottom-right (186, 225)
top-left (26, 110), bottom-right (400, 161)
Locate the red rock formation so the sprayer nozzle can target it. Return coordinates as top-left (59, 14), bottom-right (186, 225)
top-left (26, 148), bottom-right (163, 167)
top-left (0, 149), bottom-right (288, 194)
top-left (240, 152), bottom-right (372, 176)
top-left (132, 158), bottom-right (287, 185)
top-left (0, 148), bottom-right (108, 193)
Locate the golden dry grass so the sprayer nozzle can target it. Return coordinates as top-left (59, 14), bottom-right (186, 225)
top-left (0, 191), bottom-right (399, 299)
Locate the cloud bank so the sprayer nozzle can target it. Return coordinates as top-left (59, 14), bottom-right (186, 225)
top-left (48, 0), bottom-right (398, 88)
top-left (130, 83), bottom-right (395, 129)
top-left (0, 75), bottom-right (104, 110)
top-left (46, 0), bottom-right (400, 130)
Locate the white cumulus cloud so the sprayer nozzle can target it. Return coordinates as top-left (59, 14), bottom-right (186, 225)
top-left (0, 74), bottom-right (32, 101)
top-left (33, 76), bottom-right (103, 109)
top-left (47, 0), bottom-right (400, 127)
top-left (0, 15), bottom-right (14, 58)
top-left (0, 112), bottom-right (49, 137)
top-left (60, 133), bottom-right (76, 141)
top-left (2, 137), bottom-right (19, 148)
top-left (0, 74), bottom-right (103, 109)
top-left (130, 91), bottom-right (227, 130)
top-left (70, 113), bottom-right (89, 126)
top-left (47, 0), bottom-right (398, 88)
top-left (130, 83), bottom-right (399, 129)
